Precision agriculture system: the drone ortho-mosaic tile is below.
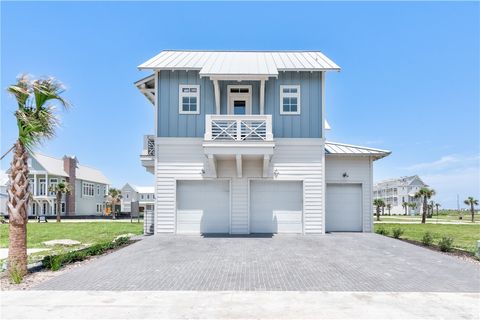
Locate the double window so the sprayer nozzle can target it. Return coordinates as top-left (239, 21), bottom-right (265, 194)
top-left (179, 85), bottom-right (200, 114)
top-left (83, 182), bottom-right (95, 197)
top-left (280, 85), bottom-right (301, 115)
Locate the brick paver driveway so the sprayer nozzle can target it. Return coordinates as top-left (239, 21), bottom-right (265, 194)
top-left (35, 234), bottom-right (480, 291)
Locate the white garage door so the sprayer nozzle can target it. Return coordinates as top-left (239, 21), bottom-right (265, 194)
top-left (326, 184), bottom-right (362, 232)
top-left (177, 180), bottom-right (230, 234)
top-left (250, 181), bottom-right (303, 234)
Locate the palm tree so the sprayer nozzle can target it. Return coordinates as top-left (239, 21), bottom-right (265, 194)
top-left (373, 199), bottom-right (385, 221)
top-left (5, 75), bottom-right (69, 277)
top-left (402, 202), bottom-right (409, 215)
top-left (386, 204), bottom-right (392, 216)
top-left (48, 182), bottom-right (71, 223)
top-left (414, 187), bottom-right (436, 224)
top-left (105, 188), bottom-right (122, 220)
top-left (427, 200), bottom-right (435, 218)
top-left (463, 197), bottom-right (479, 223)
top-left (409, 202), bottom-right (417, 214)
top-left (435, 203), bottom-right (441, 216)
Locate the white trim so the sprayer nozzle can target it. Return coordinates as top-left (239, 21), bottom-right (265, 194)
top-left (213, 79), bottom-right (220, 115)
top-left (178, 84), bottom-right (200, 115)
top-left (259, 79), bottom-right (265, 115)
top-left (321, 72), bottom-right (325, 138)
top-left (280, 85), bottom-right (301, 115)
top-left (227, 85), bottom-right (252, 115)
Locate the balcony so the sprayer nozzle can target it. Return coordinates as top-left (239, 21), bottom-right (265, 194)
top-left (140, 135), bottom-right (155, 174)
top-left (204, 115), bottom-right (273, 142)
top-left (203, 115), bottom-right (275, 178)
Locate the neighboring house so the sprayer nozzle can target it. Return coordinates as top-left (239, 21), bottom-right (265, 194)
top-left (373, 175), bottom-right (428, 215)
top-left (26, 153), bottom-right (110, 216)
top-left (0, 172), bottom-right (8, 216)
top-left (136, 50), bottom-right (390, 235)
top-left (120, 183), bottom-right (155, 214)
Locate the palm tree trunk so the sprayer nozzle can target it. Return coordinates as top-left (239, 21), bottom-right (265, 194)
top-left (112, 203), bottom-right (116, 220)
top-left (56, 193), bottom-right (61, 223)
top-left (7, 140), bottom-right (29, 276)
top-left (376, 207), bottom-right (380, 221)
top-left (421, 197), bottom-right (427, 224)
top-left (471, 203), bottom-right (475, 223)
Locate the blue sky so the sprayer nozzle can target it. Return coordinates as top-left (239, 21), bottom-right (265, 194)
top-left (1, 2), bottom-right (479, 208)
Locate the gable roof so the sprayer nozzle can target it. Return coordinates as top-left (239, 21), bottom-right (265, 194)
top-left (131, 185), bottom-right (154, 194)
top-left (31, 153), bottom-right (109, 185)
top-left (374, 175), bottom-right (428, 188)
top-left (325, 141), bottom-right (391, 160)
top-left (138, 50), bottom-right (340, 76)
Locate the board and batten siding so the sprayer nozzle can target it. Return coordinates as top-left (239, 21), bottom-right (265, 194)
top-left (325, 156), bottom-right (374, 232)
top-left (156, 71), bottom-right (323, 138)
top-left (153, 138), bottom-right (325, 234)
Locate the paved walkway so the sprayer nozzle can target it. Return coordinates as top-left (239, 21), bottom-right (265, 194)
top-left (35, 233), bottom-right (480, 292)
top-left (2, 291), bottom-right (479, 319)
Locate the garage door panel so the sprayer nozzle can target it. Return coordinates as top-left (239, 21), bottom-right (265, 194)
top-left (250, 181), bottom-right (303, 234)
top-left (177, 181), bottom-right (229, 234)
top-left (326, 184), bottom-right (362, 232)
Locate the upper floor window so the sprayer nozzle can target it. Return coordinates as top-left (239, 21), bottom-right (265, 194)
top-left (179, 85), bottom-right (200, 114)
top-left (280, 85), bottom-right (300, 115)
top-left (83, 182), bottom-right (94, 197)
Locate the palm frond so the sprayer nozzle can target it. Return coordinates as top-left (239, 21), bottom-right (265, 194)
top-left (33, 78), bottom-right (70, 109)
top-left (7, 75), bottom-right (30, 109)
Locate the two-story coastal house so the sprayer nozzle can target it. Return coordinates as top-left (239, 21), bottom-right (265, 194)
top-left (120, 183), bottom-right (155, 213)
top-left (373, 175), bottom-right (428, 215)
top-left (26, 153), bottom-right (110, 216)
top-left (136, 50), bottom-right (390, 235)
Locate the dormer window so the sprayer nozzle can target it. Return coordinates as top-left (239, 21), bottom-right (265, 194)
top-left (179, 85), bottom-right (200, 114)
top-left (280, 85), bottom-right (301, 115)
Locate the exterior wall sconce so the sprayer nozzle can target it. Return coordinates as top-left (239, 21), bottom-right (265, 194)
top-left (342, 172), bottom-right (349, 178)
top-left (201, 169), bottom-right (205, 174)
top-left (273, 169), bottom-right (279, 178)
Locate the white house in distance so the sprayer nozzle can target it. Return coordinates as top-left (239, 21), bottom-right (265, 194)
top-left (373, 175), bottom-right (428, 215)
top-left (136, 50), bottom-right (390, 235)
top-left (27, 153), bottom-right (110, 216)
top-left (120, 183), bottom-right (155, 214)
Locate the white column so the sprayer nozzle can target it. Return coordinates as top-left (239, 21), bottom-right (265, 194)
top-left (213, 79), bottom-right (220, 114)
top-left (260, 79), bottom-right (265, 115)
top-left (33, 174), bottom-right (37, 196)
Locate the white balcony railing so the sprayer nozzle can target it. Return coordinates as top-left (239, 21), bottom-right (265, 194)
top-left (142, 135), bottom-right (155, 156)
top-left (205, 115), bottom-right (273, 142)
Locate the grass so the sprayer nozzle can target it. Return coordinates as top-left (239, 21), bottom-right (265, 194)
top-left (374, 223), bottom-right (480, 253)
top-left (0, 221), bottom-right (144, 265)
top-left (0, 221), bottom-right (143, 249)
top-left (377, 213), bottom-right (479, 223)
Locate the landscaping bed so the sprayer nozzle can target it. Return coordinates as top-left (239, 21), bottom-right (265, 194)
top-left (374, 223), bottom-right (480, 262)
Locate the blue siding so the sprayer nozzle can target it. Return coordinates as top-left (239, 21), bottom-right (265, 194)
top-left (157, 71), bottom-right (322, 138)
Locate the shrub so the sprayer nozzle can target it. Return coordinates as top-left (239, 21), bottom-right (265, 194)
top-left (42, 237), bottom-right (132, 271)
top-left (438, 236), bottom-right (454, 252)
top-left (392, 227), bottom-right (404, 239)
top-left (375, 227), bottom-right (389, 236)
top-left (9, 265), bottom-right (23, 284)
top-left (422, 232), bottom-right (434, 246)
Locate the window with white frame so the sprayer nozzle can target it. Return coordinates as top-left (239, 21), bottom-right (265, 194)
top-left (280, 85), bottom-right (301, 115)
top-left (179, 85), bottom-right (200, 114)
top-left (82, 182), bottom-right (95, 197)
top-left (61, 203), bottom-right (66, 213)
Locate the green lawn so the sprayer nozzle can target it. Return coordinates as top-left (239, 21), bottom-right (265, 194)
top-left (377, 213), bottom-right (479, 223)
top-left (374, 223), bottom-right (480, 253)
top-left (0, 221), bottom-right (143, 248)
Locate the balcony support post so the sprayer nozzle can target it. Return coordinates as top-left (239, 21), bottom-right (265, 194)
top-left (260, 79), bottom-right (265, 115)
top-left (213, 79), bottom-right (220, 115)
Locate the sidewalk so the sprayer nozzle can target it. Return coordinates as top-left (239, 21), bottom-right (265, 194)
top-left (1, 291), bottom-right (478, 319)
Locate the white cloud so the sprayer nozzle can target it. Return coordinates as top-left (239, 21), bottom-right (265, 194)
top-left (403, 154), bottom-right (480, 208)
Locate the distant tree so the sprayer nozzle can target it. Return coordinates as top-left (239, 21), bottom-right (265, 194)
top-left (105, 188), bottom-right (122, 220)
top-left (415, 187), bottom-right (436, 224)
top-left (386, 204), bottom-right (392, 216)
top-left (374, 199), bottom-right (385, 221)
top-left (464, 197), bottom-right (479, 223)
top-left (435, 203), bottom-right (441, 216)
top-left (409, 202), bottom-right (417, 214)
top-left (48, 182), bottom-right (71, 222)
top-left (402, 202), bottom-right (409, 215)
top-left (427, 200), bottom-right (435, 218)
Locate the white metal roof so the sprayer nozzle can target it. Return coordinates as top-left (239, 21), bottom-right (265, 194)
top-left (138, 50), bottom-right (340, 76)
top-left (32, 154), bottom-right (110, 185)
top-left (132, 185), bottom-right (155, 194)
top-left (325, 141), bottom-right (391, 160)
